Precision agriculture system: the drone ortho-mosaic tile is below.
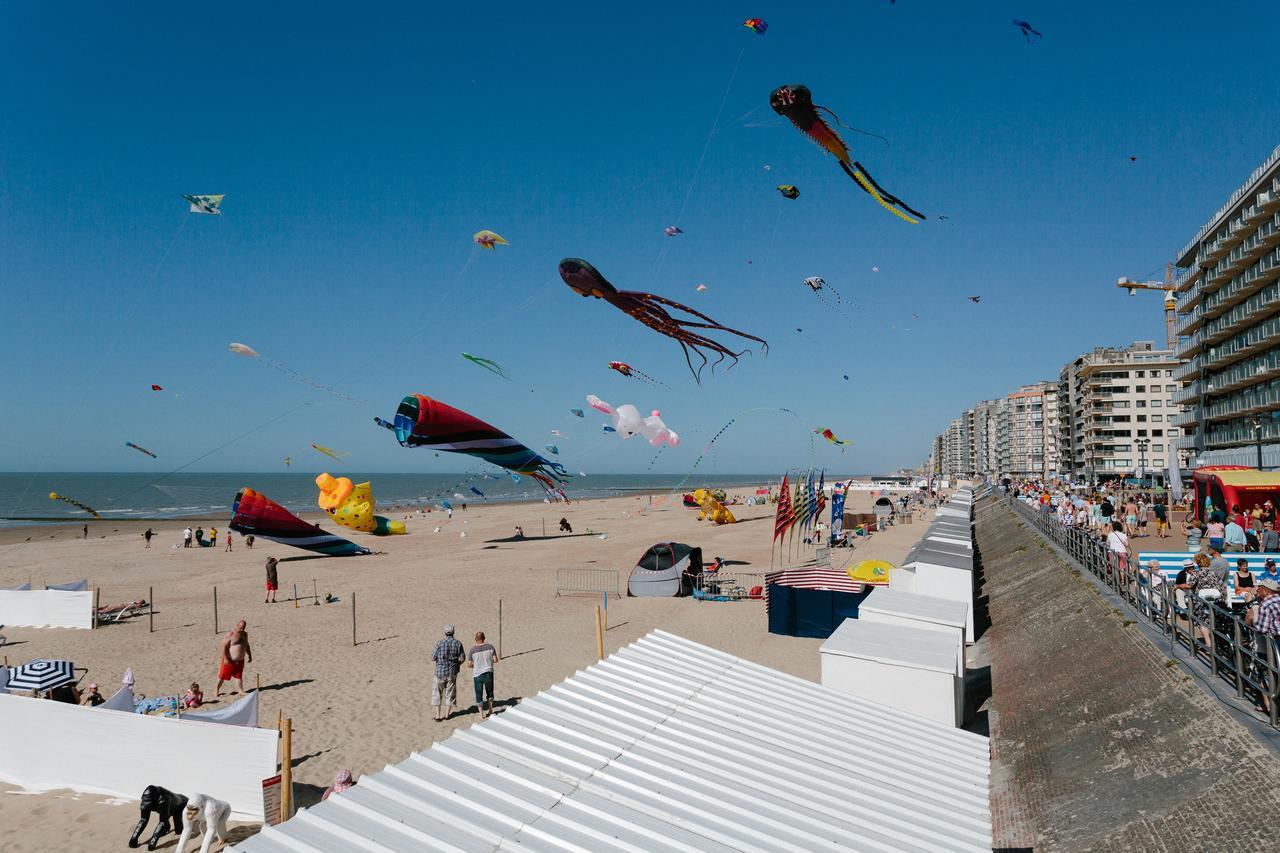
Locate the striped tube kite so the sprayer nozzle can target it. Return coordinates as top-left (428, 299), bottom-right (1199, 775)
top-left (770, 84), bottom-right (924, 223)
top-left (126, 441), bottom-right (157, 459)
top-left (815, 428), bottom-right (852, 450)
top-left (376, 393), bottom-right (570, 497)
top-left (230, 488), bottom-right (370, 556)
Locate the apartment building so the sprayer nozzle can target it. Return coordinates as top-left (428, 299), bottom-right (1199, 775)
top-left (1003, 383), bottom-right (1061, 479)
top-left (1059, 341), bottom-right (1180, 482)
top-left (1172, 144), bottom-right (1280, 467)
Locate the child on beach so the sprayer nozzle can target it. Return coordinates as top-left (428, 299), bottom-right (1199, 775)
top-left (183, 683), bottom-right (203, 708)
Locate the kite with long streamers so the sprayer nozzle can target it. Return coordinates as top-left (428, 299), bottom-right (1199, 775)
top-left (311, 444), bottom-right (348, 462)
top-left (376, 393), bottom-right (570, 497)
top-left (125, 441), bottom-right (157, 459)
top-left (49, 492), bottom-right (100, 518)
top-left (802, 276), bottom-right (855, 319)
top-left (608, 361), bottom-right (668, 388)
top-left (663, 226), bottom-right (683, 237)
top-left (231, 487), bottom-right (370, 556)
top-left (814, 427), bottom-right (853, 450)
top-left (182, 194), bottom-right (224, 215)
top-left (777, 185), bottom-right (800, 200)
top-left (462, 353), bottom-right (511, 381)
top-left (770, 84), bottom-right (924, 223)
top-left (473, 230), bottom-right (508, 250)
top-left (228, 342), bottom-right (366, 403)
top-left (560, 258), bottom-right (767, 383)
top-left (315, 473), bottom-right (405, 535)
top-left (670, 407), bottom-right (801, 495)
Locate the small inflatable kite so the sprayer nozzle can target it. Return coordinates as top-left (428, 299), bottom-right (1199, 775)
top-left (544, 445), bottom-right (560, 455)
top-left (560, 258), bottom-right (767, 383)
top-left (1013, 19), bottom-right (1042, 42)
top-left (231, 487), bottom-right (370, 556)
top-left (608, 361), bottom-right (667, 388)
top-left (311, 444), bottom-right (348, 462)
top-left (284, 456), bottom-right (291, 467)
top-left (376, 393), bottom-right (569, 497)
top-left (228, 342), bottom-right (259, 357)
top-left (587, 395), bottom-right (679, 447)
top-left (770, 84), bottom-right (924, 223)
top-left (743, 17), bottom-right (767, 34)
top-left (815, 427), bottom-right (853, 450)
top-left (777, 185), bottom-right (800, 200)
top-left (695, 283), bottom-right (707, 293)
top-left (469, 486), bottom-right (486, 499)
top-left (463, 353), bottom-right (510, 380)
top-left (183, 194), bottom-right (224, 215)
top-left (125, 441), bottom-right (157, 459)
top-left (570, 408), bottom-right (584, 418)
top-left (49, 492), bottom-right (100, 518)
top-left (473, 230), bottom-right (508, 250)
top-left (150, 384), bottom-right (163, 391)
top-left (663, 226), bottom-right (683, 237)
top-left (315, 473), bottom-right (405, 535)
top-left (550, 429), bottom-right (563, 437)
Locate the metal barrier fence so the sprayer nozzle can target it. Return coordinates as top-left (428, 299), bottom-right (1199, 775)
top-left (693, 572), bottom-right (766, 600)
top-left (1000, 490), bottom-right (1280, 726)
top-left (555, 568), bottom-right (621, 599)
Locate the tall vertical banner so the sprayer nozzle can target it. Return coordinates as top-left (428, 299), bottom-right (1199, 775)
top-left (773, 473), bottom-right (792, 542)
top-left (830, 480), bottom-right (846, 534)
top-left (1168, 450), bottom-right (1183, 504)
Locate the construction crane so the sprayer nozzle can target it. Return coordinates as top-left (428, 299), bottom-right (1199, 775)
top-left (1117, 262), bottom-right (1177, 350)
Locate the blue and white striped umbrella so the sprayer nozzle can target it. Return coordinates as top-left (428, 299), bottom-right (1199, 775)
top-left (8, 659), bottom-right (75, 692)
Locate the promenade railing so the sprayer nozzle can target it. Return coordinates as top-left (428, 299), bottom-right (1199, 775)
top-left (999, 490), bottom-right (1280, 727)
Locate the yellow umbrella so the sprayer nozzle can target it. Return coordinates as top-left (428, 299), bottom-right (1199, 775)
top-left (848, 560), bottom-right (894, 584)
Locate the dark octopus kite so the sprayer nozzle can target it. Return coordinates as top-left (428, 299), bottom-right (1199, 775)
top-left (560, 258), bottom-right (767, 383)
top-left (770, 84), bottom-right (925, 223)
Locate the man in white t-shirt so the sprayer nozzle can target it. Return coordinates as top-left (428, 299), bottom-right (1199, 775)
top-left (183, 527), bottom-right (193, 549)
top-left (1106, 520), bottom-right (1131, 573)
top-left (467, 631), bottom-right (499, 719)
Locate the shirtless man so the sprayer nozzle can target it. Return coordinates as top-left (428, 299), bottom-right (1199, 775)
top-left (216, 620), bottom-right (252, 696)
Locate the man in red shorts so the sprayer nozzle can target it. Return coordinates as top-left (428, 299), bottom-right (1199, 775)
top-left (216, 620), bottom-right (252, 696)
top-left (264, 557), bottom-right (279, 604)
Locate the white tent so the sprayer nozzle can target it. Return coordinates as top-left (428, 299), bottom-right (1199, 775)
top-left (233, 630), bottom-right (991, 852)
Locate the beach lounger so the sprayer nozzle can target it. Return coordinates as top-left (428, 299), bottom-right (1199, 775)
top-left (96, 600), bottom-right (150, 623)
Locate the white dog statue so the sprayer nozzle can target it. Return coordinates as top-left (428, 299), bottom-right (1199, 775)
top-left (175, 793), bottom-right (230, 853)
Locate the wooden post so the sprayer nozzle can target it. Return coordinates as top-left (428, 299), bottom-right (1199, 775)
top-left (213, 586), bottom-right (219, 635)
top-left (313, 579), bottom-right (319, 606)
top-left (93, 587), bottom-right (100, 630)
top-left (280, 717), bottom-right (293, 821)
top-left (256, 673), bottom-right (261, 693)
top-left (498, 598), bottom-right (503, 658)
top-left (351, 591), bottom-right (357, 647)
top-left (594, 605), bottom-right (604, 659)
top-left (293, 583), bottom-right (299, 609)
top-left (149, 586), bottom-right (154, 633)
top-left (542, 518), bottom-right (546, 537)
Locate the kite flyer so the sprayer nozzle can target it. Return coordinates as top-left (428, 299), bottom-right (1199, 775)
top-left (216, 619), bottom-right (252, 696)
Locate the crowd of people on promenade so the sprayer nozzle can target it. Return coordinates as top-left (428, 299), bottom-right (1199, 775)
top-left (1005, 478), bottom-right (1280, 716)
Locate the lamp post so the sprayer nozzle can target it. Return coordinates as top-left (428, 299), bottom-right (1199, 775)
top-left (1252, 416), bottom-right (1264, 471)
top-left (1136, 438), bottom-right (1150, 487)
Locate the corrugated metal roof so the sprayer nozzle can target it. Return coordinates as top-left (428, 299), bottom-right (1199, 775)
top-left (820, 620), bottom-right (958, 674)
top-left (859, 588), bottom-right (969, 629)
top-left (234, 631), bottom-right (990, 852)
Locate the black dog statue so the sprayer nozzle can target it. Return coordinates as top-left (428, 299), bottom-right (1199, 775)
top-left (128, 784), bottom-right (188, 850)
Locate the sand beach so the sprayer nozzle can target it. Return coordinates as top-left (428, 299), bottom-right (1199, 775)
top-left (0, 488), bottom-right (932, 850)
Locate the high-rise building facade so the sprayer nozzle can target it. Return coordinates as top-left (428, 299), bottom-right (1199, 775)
top-left (1059, 341), bottom-right (1180, 482)
top-left (1173, 145), bottom-right (1280, 468)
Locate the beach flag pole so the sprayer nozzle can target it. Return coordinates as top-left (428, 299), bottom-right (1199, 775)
top-left (256, 673), bottom-right (261, 692)
top-left (93, 587), bottom-right (100, 630)
top-left (280, 717), bottom-right (293, 821)
top-left (351, 591), bottom-right (357, 647)
top-left (149, 586), bottom-right (154, 633)
top-left (293, 583), bottom-right (299, 609)
top-left (213, 586), bottom-right (219, 635)
top-left (498, 598), bottom-right (503, 658)
top-left (594, 605), bottom-right (604, 659)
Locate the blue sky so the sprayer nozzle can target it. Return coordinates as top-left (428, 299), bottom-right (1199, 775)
top-left (3, 2), bottom-right (1279, 475)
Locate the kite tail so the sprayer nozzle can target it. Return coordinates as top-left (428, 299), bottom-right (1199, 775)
top-left (839, 161), bottom-right (920, 224)
top-left (851, 160), bottom-right (927, 220)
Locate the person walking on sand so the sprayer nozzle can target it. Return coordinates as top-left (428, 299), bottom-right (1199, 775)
top-left (216, 620), bottom-right (252, 696)
top-left (431, 625), bottom-right (465, 722)
top-left (225, 531), bottom-right (233, 552)
top-left (143, 527), bottom-right (154, 548)
top-left (468, 631), bottom-right (499, 718)
top-left (264, 557), bottom-right (279, 603)
top-left (183, 526), bottom-right (193, 548)
top-left (83, 524), bottom-right (88, 539)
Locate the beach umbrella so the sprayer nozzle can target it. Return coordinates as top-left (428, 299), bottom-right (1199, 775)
top-left (8, 659), bottom-right (75, 692)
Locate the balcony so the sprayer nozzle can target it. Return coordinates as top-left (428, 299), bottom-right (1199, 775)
top-left (1174, 356), bottom-right (1203, 381)
top-left (1176, 305), bottom-right (1204, 337)
top-left (1171, 408), bottom-right (1200, 428)
top-left (1263, 189), bottom-right (1280, 212)
top-left (1173, 380), bottom-right (1202, 405)
top-left (1204, 384), bottom-right (1280, 422)
top-left (1205, 418), bottom-right (1280, 449)
top-left (1179, 330), bottom-right (1204, 359)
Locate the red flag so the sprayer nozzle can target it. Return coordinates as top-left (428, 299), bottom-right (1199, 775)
top-left (773, 474), bottom-right (792, 542)
top-left (150, 384), bottom-right (163, 391)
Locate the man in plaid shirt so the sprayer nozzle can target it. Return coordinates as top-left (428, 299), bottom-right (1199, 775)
top-left (431, 625), bottom-right (465, 722)
top-left (1251, 580), bottom-right (1280, 715)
